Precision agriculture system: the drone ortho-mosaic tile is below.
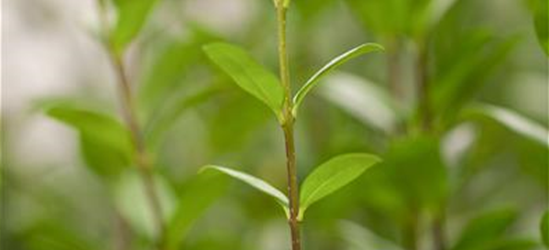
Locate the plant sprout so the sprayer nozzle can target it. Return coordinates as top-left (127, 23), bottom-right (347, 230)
top-left (201, 0), bottom-right (383, 249)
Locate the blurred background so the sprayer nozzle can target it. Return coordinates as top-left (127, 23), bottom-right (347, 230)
top-left (2, 0), bottom-right (548, 250)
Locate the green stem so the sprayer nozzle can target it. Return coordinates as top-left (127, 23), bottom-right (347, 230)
top-left (433, 212), bottom-right (447, 250)
top-left (276, 4), bottom-right (301, 250)
top-left (416, 40), bottom-right (431, 131)
top-left (111, 53), bottom-right (166, 247)
top-left (95, 1), bottom-right (166, 248)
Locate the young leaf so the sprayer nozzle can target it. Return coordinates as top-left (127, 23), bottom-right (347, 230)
top-left (299, 153), bottom-right (381, 219)
top-left (201, 165), bottom-right (289, 215)
top-left (542, 210), bottom-right (549, 247)
top-left (318, 72), bottom-right (401, 134)
top-left (203, 43), bottom-right (285, 121)
top-left (113, 171), bottom-right (177, 239)
top-left (292, 43), bottom-right (384, 117)
top-left (44, 104), bottom-right (133, 177)
top-left (144, 86), bottom-right (221, 146)
top-left (165, 170), bottom-right (227, 250)
top-left (465, 103), bottom-right (548, 147)
top-left (111, 0), bottom-right (159, 53)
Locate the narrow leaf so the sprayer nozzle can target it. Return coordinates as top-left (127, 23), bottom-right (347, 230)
top-left (144, 86), bottom-right (221, 146)
top-left (111, 0), bottom-right (159, 53)
top-left (203, 43), bottom-right (285, 121)
top-left (318, 72), bottom-right (402, 134)
top-left (293, 43), bottom-right (384, 117)
top-left (201, 165), bottom-right (289, 214)
top-left (44, 104), bottom-right (132, 177)
top-left (299, 153), bottom-right (381, 219)
top-left (113, 171), bottom-right (177, 239)
top-left (465, 103), bottom-right (548, 147)
top-left (165, 170), bottom-right (227, 250)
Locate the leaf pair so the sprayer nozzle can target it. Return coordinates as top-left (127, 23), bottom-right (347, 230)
top-left (202, 153), bottom-right (381, 221)
top-left (203, 42), bottom-right (383, 122)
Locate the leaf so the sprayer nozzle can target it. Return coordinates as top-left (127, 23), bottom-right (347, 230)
top-left (318, 72), bottom-right (402, 134)
top-left (44, 104), bottom-right (132, 177)
top-left (111, 0), bottom-right (159, 53)
top-left (113, 171), bottom-right (177, 239)
top-left (203, 43), bottom-right (285, 121)
top-left (144, 86), bottom-right (221, 146)
top-left (465, 103), bottom-right (548, 147)
top-left (299, 153), bottom-right (381, 219)
top-left (138, 41), bottom-right (202, 111)
top-left (432, 34), bottom-right (517, 120)
top-left (201, 165), bottom-right (289, 215)
top-left (292, 43), bottom-right (384, 117)
top-left (138, 26), bottom-right (221, 113)
top-left (533, 0), bottom-right (549, 55)
top-left (165, 170), bottom-right (227, 250)
top-left (542, 210), bottom-right (549, 247)
top-left (453, 209), bottom-right (517, 250)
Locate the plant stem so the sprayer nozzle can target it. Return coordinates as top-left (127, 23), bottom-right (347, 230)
top-left (94, 1), bottom-right (166, 246)
top-left (387, 38), bottom-right (402, 100)
top-left (416, 41), bottom-right (431, 131)
top-left (111, 54), bottom-right (166, 242)
top-left (276, 4), bottom-right (301, 250)
top-left (433, 212), bottom-right (446, 250)
top-left (403, 211), bottom-right (418, 250)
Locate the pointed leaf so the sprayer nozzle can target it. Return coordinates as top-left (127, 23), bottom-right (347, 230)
top-left (44, 104), bottom-right (132, 177)
top-left (165, 170), bottom-right (227, 249)
top-left (201, 165), bottom-right (289, 214)
top-left (113, 171), bottom-right (177, 239)
top-left (299, 153), bottom-right (381, 219)
top-left (111, 0), bottom-right (159, 53)
top-left (318, 72), bottom-right (402, 134)
top-left (465, 103), bottom-right (548, 147)
top-left (203, 43), bottom-right (285, 121)
top-left (293, 43), bottom-right (384, 116)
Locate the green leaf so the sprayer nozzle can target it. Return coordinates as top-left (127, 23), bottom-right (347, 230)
top-left (165, 170), bottom-right (227, 250)
top-left (453, 209), bottom-right (517, 250)
top-left (432, 34), bottom-right (517, 120)
top-left (542, 210), bottom-right (549, 247)
top-left (111, 0), bottom-right (159, 53)
top-left (465, 103), bottom-right (548, 147)
top-left (299, 153), bottom-right (381, 219)
top-left (318, 72), bottom-right (402, 134)
top-left (201, 165), bottom-right (289, 215)
top-left (533, 0), bottom-right (549, 55)
top-left (145, 87), bottom-right (221, 146)
top-left (292, 43), bottom-right (384, 117)
top-left (203, 43), bottom-right (285, 121)
top-left (113, 171), bottom-right (177, 239)
top-left (44, 104), bottom-right (132, 177)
